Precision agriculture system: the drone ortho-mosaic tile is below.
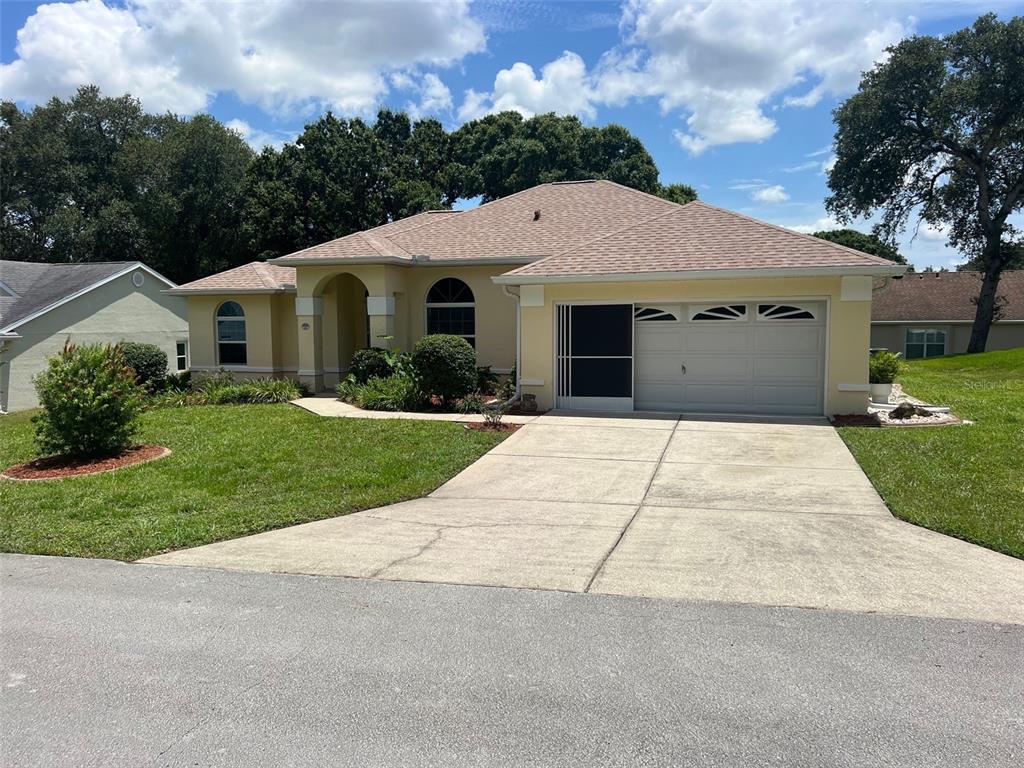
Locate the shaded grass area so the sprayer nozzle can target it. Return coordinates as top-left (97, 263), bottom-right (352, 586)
top-left (838, 347), bottom-right (1024, 559)
top-left (0, 404), bottom-right (505, 561)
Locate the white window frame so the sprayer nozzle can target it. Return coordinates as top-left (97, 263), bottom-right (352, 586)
top-left (756, 303), bottom-right (819, 321)
top-left (215, 301), bottom-right (247, 366)
top-left (175, 340), bottom-right (190, 372)
top-left (905, 328), bottom-right (947, 359)
top-left (425, 278), bottom-right (476, 346)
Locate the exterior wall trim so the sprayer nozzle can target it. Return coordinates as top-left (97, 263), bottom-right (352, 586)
top-left (495, 265), bottom-right (906, 285)
top-left (166, 288), bottom-right (295, 296)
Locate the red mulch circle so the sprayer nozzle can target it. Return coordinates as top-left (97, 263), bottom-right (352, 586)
top-left (463, 422), bottom-right (522, 433)
top-left (1, 445), bottom-right (171, 481)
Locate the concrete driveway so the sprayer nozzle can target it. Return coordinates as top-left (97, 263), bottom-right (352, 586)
top-left (144, 411), bottom-right (1024, 624)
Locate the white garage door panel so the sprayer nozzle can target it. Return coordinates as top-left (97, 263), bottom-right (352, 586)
top-left (685, 328), bottom-right (750, 352)
top-left (753, 385), bottom-right (821, 408)
top-left (683, 355), bottom-right (752, 379)
top-left (753, 326), bottom-right (822, 353)
top-left (634, 301), bottom-right (825, 415)
top-left (753, 356), bottom-right (821, 379)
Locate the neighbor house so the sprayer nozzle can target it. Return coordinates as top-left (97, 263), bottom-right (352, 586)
top-left (0, 261), bottom-right (187, 413)
top-left (871, 270), bottom-right (1024, 358)
top-left (168, 180), bottom-right (906, 416)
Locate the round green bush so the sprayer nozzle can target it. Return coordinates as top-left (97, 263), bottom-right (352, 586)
top-left (120, 341), bottom-right (168, 391)
top-left (349, 347), bottom-right (393, 384)
top-left (32, 342), bottom-right (145, 458)
top-left (869, 350), bottom-right (904, 384)
top-left (411, 334), bottom-right (476, 402)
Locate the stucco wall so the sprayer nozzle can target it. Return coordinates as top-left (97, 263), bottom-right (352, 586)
top-left (185, 294), bottom-right (284, 376)
top-left (1, 270), bottom-right (187, 412)
top-left (517, 276), bottom-right (872, 415)
top-left (871, 322), bottom-right (1024, 356)
top-left (402, 265), bottom-right (518, 372)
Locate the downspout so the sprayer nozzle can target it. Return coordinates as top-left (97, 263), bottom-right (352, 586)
top-left (501, 285), bottom-right (522, 400)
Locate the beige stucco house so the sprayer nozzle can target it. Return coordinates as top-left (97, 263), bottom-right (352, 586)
top-left (169, 180), bottom-right (906, 416)
top-left (871, 270), bottom-right (1024, 358)
top-left (0, 260), bottom-right (187, 413)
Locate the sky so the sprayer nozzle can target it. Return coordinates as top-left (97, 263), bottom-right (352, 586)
top-left (1, 0), bottom-right (1021, 270)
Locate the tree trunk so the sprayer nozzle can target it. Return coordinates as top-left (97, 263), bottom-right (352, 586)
top-left (966, 239), bottom-right (1004, 353)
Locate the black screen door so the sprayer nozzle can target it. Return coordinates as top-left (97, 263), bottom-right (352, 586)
top-left (556, 304), bottom-right (633, 409)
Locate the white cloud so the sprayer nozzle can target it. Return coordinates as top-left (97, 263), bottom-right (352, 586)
top-left (595, 0), bottom-right (912, 154)
top-left (404, 73), bottom-right (453, 120)
top-left (751, 184), bottom-right (790, 204)
top-left (457, 51), bottom-right (596, 121)
top-left (782, 161), bottom-right (820, 173)
top-left (0, 0), bottom-right (484, 116)
top-left (788, 216), bottom-right (841, 234)
top-left (820, 155), bottom-right (837, 175)
top-left (730, 179), bottom-right (789, 204)
top-left (225, 119), bottom-right (293, 151)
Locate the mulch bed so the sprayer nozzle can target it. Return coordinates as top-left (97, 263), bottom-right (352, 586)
top-left (1, 445), bottom-right (170, 481)
top-left (463, 422), bottom-right (523, 433)
top-left (830, 414), bottom-right (882, 428)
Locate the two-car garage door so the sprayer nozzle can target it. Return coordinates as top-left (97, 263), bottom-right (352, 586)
top-left (555, 301), bottom-right (825, 416)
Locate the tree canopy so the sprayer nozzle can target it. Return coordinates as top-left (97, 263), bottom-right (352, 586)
top-left (812, 229), bottom-right (907, 264)
top-left (826, 14), bottom-right (1024, 352)
top-left (2, 86), bottom-right (696, 281)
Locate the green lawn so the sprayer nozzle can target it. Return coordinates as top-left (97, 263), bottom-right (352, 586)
top-left (838, 347), bottom-right (1024, 559)
top-left (0, 404), bottom-right (506, 561)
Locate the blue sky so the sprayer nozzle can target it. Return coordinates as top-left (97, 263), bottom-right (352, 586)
top-left (2, 0), bottom-right (1021, 269)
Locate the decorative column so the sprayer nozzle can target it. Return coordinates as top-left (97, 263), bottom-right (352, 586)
top-left (295, 296), bottom-right (324, 392)
top-left (366, 295), bottom-right (396, 349)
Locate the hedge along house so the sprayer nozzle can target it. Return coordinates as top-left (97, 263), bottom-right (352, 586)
top-left (169, 180), bottom-right (906, 416)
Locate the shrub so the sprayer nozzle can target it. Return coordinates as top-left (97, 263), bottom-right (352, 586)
top-left (32, 341), bottom-right (145, 458)
top-left (349, 347), bottom-right (394, 384)
top-left (455, 392), bottom-right (488, 414)
top-left (164, 369), bottom-right (192, 392)
top-left (119, 342), bottom-right (168, 391)
top-left (476, 366), bottom-right (499, 395)
top-left (411, 334), bottom-right (476, 403)
top-left (239, 377), bottom-right (306, 404)
top-left (357, 373), bottom-right (424, 412)
top-left (869, 350), bottom-right (904, 384)
top-left (498, 363), bottom-right (516, 400)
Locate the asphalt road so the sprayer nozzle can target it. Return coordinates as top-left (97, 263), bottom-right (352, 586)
top-left (2, 554), bottom-right (1022, 768)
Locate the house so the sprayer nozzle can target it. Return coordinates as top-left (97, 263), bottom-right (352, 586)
top-left (168, 180), bottom-right (906, 416)
top-left (871, 270), bottom-right (1024, 358)
top-left (0, 261), bottom-right (187, 413)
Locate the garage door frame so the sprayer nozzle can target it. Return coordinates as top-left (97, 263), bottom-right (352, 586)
top-left (553, 295), bottom-right (831, 416)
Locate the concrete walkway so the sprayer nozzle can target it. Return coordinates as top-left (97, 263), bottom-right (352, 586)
top-left (291, 396), bottom-right (540, 423)
top-left (144, 411), bottom-right (1024, 624)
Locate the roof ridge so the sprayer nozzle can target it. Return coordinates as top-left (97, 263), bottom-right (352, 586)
top-left (362, 231), bottom-right (412, 259)
top-left (591, 179), bottom-right (688, 211)
top-left (688, 200), bottom-right (897, 266)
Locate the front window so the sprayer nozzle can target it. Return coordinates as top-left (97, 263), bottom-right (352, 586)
top-left (905, 329), bottom-right (946, 359)
top-left (216, 301), bottom-right (247, 365)
top-left (426, 278), bottom-right (475, 347)
top-left (175, 340), bottom-right (189, 372)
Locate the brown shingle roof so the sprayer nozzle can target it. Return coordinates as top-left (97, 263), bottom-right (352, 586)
top-left (274, 181), bottom-right (677, 263)
top-left (502, 201), bottom-right (899, 279)
top-left (169, 262), bottom-right (296, 293)
top-left (872, 270), bottom-right (1024, 322)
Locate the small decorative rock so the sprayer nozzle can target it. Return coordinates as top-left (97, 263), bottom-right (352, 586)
top-left (889, 402), bottom-right (935, 420)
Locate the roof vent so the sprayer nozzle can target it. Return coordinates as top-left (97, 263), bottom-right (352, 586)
top-left (533, 210), bottom-right (541, 221)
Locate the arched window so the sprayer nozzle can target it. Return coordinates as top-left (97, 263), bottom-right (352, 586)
top-left (426, 278), bottom-right (475, 347)
top-left (216, 301), bottom-right (247, 365)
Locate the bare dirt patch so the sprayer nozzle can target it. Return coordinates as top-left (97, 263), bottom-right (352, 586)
top-left (2, 445), bottom-right (170, 481)
top-left (462, 422), bottom-right (522, 433)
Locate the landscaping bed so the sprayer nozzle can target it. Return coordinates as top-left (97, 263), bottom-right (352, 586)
top-left (2, 445), bottom-right (170, 481)
top-left (0, 404), bottom-right (507, 561)
top-left (838, 347), bottom-right (1024, 559)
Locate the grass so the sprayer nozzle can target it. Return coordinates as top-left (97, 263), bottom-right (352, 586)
top-left (838, 347), bottom-right (1024, 559)
top-left (0, 404), bottom-right (506, 561)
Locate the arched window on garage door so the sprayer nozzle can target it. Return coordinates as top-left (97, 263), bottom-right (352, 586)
top-left (426, 278), bottom-right (475, 347)
top-left (216, 301), bottom-right (247, 365)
